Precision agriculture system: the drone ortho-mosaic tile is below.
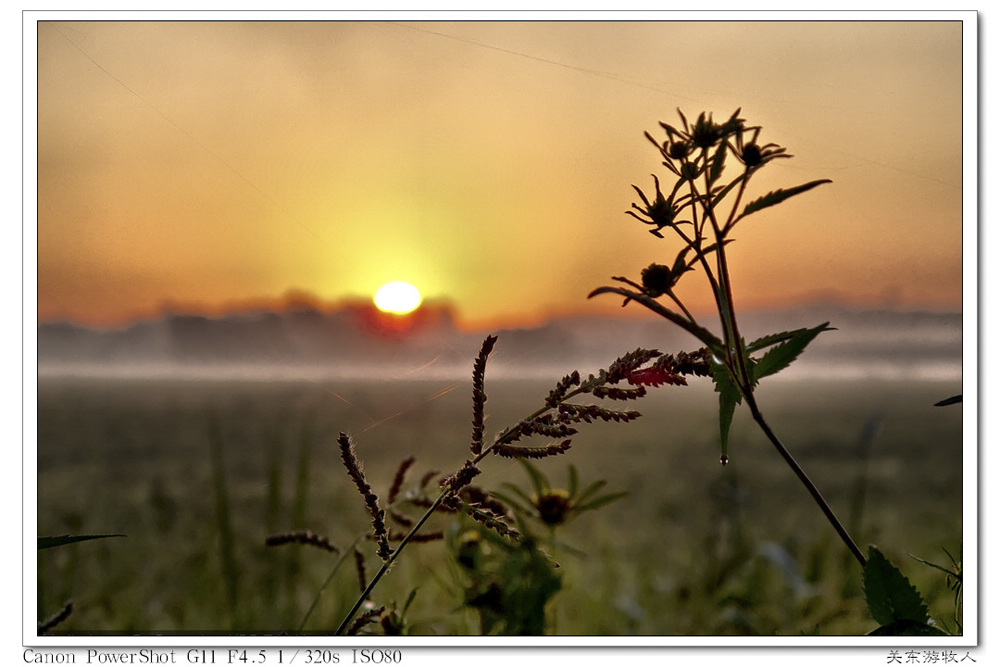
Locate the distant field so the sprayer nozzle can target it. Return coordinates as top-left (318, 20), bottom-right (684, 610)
top-left (34, 373), bottom-right (965, 636)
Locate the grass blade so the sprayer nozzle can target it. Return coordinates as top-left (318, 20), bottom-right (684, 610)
top-left (38, 534), bottom-right (125, 550)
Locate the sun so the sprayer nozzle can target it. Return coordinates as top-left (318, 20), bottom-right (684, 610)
top-left (373, 281), bottom-right (422, 315)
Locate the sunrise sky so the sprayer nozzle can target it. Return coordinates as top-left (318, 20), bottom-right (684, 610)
top-left (31, 15), bottom-right (970, 330)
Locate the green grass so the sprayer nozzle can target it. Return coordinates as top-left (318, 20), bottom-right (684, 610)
top-left (35, 373), bottom-right (963, 636)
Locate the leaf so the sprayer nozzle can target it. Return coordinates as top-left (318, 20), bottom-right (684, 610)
top-left (708, 142), bottom-right (727, 185)
top-left (587, 285), bottom-right (629, 300)
top-left (574, 490), bottom-right (628, 513)
top-left (518, 460), bottom-right (549, 497)
top-left (496, 484), bottom-right (534, 512)
top-left (588, 285), bottom-right (725, 353)
top-left (751, 322), bottom-right (831, 382)
top-left (710, 171), bottom-right (751, 209)
top-left (741, 179), bottom-right (832, 218)
top-left (400, 588), bottom-right (419, 616)
top-left (671, 246), bottom-right (692, 277)
top-left (686, 239), bottom-right (734, 266)
top-left (38, 534), bottom-right (126, 550)
top-left (909, 553), bottom-right (961, 580)
top-left (864, 546), bottom-right (931, 627)
top-left (868, 619), bottom-right (949, 636)
top-left (934, 395), bottom-right (962, 407)
top-left (575, 479), bottom-right (609, 506)
top-left (745, 325), bottom-right (833, 353)
top-left (567, 464), bottom-right (579, 498)
top-left (710, 358), bottom-right (742, 460)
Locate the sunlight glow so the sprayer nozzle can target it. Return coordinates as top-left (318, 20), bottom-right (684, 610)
top-left (374, 281), bottom-right (422, 315)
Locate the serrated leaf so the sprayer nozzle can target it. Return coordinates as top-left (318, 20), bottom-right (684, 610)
top-left (745, 325), bottom-right (833, 353)
top-left (38, 534), bottom-right (126, 550)
top-left (864, 546), bottom-right (931, 627)
top-left (741, 179), bottom-right (832, 217)
top-left (710, 359), bottom-right (742, 459)
top-left (751, 322), bottom-right (830, 382)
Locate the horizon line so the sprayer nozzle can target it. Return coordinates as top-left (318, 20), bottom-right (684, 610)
top-left (36, 290), bottom-right (963, 334)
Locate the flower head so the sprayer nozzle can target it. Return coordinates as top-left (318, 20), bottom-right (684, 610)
top-left (625, 174), bottom-right (690, 237)
top-left (730, 124), bottom-right (789, 170)
top-left (690, 111), bottom-right (724, 149)
top-left (494, 462), bottom-right (626, 530)
top-left (640, 262), bottom-right (679, 297)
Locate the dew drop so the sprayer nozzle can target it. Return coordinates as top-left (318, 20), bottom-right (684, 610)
top-left (720, 454), bottom-right (729, 466)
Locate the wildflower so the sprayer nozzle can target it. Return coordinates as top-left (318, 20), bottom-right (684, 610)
top-left (730, 124), bottom-right (789, 170)
top-left (493, 462), bottom-right (627, 529)
top-left (690, 111), bottom-right (724, 149)
top-left (534, 489), bottom-right (573, 526)
top-left (625, 175), bottom-right (691, 237)
top-left (640, 262), bottom-right (679, 297)
top-left (668, 139), bottom-right (692, 160)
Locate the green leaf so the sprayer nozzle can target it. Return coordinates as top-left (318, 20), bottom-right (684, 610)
top-left (519, 460), bottom-right (549, 496)
top-left (710, 358), bottom-right (742, 460)
top-left (574, 490), bottom-right (628, 513)
top-left (38, 534), bottom-right (125, 550)
top-left (401, 588), bottom-right (419, 616)
top-left (909, 553), bottom-right (962, 580)
top-left (741, 179), bottom-right (832, 218)
top-left (495, 485), bottom-right (535, 513)
top-left (864, 545), bottom-right (931, 627)
top-left (567, 464), bottom-right (579, 498)
top-left (751, 322), bottom-right (831, 382)
top-left (576, 479), bottom-right (609, 506)
top-left (745, 325), bottom-right (834, 353)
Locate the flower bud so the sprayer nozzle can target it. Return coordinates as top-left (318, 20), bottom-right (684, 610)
top-left (641, 263), bottom-right (677, 297)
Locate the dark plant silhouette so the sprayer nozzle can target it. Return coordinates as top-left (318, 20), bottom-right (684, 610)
top-left (589, 108), bottom-right (865, 567)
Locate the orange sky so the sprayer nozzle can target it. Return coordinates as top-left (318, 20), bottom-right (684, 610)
top-left (32, 17), bottom-right (968, 330)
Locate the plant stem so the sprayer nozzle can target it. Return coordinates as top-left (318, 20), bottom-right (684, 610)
top-left (744, 393), bottom-right (867, 568)
top-left (299, 533), bottom-right (365, 632)
top-left (334, 487), bottom-right (451, 635)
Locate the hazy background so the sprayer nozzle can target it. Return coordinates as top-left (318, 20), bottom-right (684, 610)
top-left (34, 20), bottom-right (964, 331)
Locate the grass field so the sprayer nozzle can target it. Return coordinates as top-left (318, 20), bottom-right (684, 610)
top-left (35, 371), bottom-right (964, 636)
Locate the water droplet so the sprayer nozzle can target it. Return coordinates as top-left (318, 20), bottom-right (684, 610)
top-left (720, 454), bottom-right (729, 466)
